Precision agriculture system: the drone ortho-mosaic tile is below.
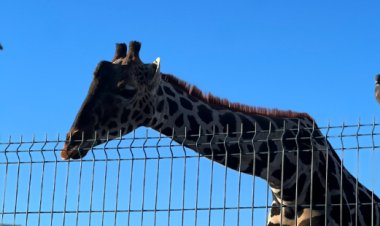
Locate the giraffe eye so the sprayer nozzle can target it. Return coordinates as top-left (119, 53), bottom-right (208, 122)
top-left (119, 88), bottom-right (137, 98)
top-left (117, 81), bottom-right (137, 98)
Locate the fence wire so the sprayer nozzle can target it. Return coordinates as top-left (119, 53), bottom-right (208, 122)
top-left (0, 121), bottom-right (379, 226)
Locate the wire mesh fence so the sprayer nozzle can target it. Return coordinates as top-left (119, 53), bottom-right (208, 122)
top-left (0, 120), bottom-right (380, 226)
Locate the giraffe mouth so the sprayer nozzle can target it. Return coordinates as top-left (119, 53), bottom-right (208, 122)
top-left (61, 144), bottom-right (90, 160)
top-left (60, 131), bottom-right (94, 160)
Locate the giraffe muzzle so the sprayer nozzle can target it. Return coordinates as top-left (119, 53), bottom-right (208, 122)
top-left (61, 144), bottom-right (89, 160)
top-left (60, 131), bottom-right (93, 160)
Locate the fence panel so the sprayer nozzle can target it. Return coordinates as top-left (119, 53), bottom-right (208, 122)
top-left (0, 121), bottom-right (379, 226)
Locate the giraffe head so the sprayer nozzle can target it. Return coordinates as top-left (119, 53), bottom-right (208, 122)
top-left (61, 41), bottom-right (161, 160)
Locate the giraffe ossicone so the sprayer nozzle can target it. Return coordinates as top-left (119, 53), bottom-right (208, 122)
top-left (61, 41), bottom-right (380, 226)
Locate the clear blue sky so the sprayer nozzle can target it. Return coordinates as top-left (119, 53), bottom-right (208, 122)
top-left (0, 1), bottom-right (380, 225)
top-left (1, 0), bottom-right (380, 136)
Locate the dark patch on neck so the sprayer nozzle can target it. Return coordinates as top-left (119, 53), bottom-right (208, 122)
top-left (254, 117), bottom-right (271, 131)
top-left (360, 203), bottom-right (374, 226)
top-left (180, 97), bottom-right (193, 110)
top-left (299, 149), bottom-right (313, 165)
top-left (142, 118), bottom-right (151, 126)
top-left (329, 205), bottom-right (351, 225)
top-left (281, 130), bottom-right (297, 151)
top-left (143, 105), bottom-right (151, 115)
top-left (224, 144), bottom-right (241, 170)
top-left (219, 112), bottom-right (236, 129)
top-left (197, 105), bottom-right (213, 124)
top-left (167, 98), bottom-right (178, 115)
top-left (239, 115), bottom-right (255, 139)
top-left (157, 86), bottom-right (164, 96)
top-left (271, 155), bottom-right (298, 199)
top-left (163, 86), bottom-right (176, 97)
top-left (161, 127), bottom-right (173, 136)
top-left (175, 113), bottom-right (184, 127)
top-left (131, 110), bottom-right (140, 120)
top-left (135, 114), bottom-right (144, 122)
top-left (254, 141), bottom-right (277, 177)
top-left (157, 100), bottom-right (165, 113)
top-left (187, 115), bottom-right (199, 134)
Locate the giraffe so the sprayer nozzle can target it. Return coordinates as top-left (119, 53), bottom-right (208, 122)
top-left (61, 41), bottom-right (380, 226)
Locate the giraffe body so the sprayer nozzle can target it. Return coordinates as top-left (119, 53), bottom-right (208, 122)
top-left (61, 41), bottom-right (380, 225)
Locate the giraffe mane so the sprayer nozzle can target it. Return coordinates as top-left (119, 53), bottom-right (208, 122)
top-left (161, 74), bottom-right (314, 121)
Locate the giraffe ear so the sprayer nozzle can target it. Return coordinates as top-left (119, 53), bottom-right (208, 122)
top-left (153, 57), bottom-right (160, 75)
top-left (148, 57), bottom-right (161, 89)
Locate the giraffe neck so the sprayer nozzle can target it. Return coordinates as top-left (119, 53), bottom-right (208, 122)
top-left (143, 75), bottom-right (380, 225)
top-left (147, 76), bottom-right (319, 193)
